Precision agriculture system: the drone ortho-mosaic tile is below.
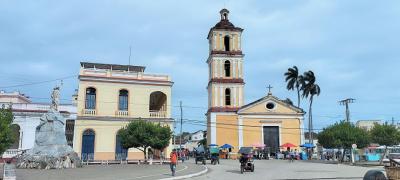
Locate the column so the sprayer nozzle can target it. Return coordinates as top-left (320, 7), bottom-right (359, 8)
top-left (219, 33), bottom-right (223, 51)
top-left (236, 86), bottom-right (239, 106)
top-left (211, 113), bottom-right (217, 144)
top-left (240, 60), bottom-right (243, 78)
top-left (220, 86), bottom-right (223, 107)
top-left (238, 116), bottom-right (243, 148)
top-left (232, 60), bottom-right (236, 78)
top-left (231, 34), bottom-right (235, 51)
top-left (232, 87), bottom-right (237, 107)
top-left (213, 33), bottom-right (217, 50)
top-left (238, 87), bottom-right (242, 106)
top-left (213, 60), bottom-right (217, 78)
top-left (220, 59), bottom-right (223, 78)
top-left (214, 86), bottom-right (217, 107)
top-left (238, 34), bottom-right (241, 50)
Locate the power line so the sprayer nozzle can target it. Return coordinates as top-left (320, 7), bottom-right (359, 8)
top-left (0, 75), bottom-right (77, 89)
top-left (179, 101), bottom-right (183, 149)
top-left (180, 118), bottom-right (325, 131)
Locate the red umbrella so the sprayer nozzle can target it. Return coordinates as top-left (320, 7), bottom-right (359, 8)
top-left (280, 143), bottom-right (297, 148)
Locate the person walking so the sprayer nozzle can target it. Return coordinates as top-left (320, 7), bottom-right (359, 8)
top-left (170, 150), bottom-right (178, 176)
top-left (180, 150), bottom-right (185, 163)
top-left (289, 150), bottom-right (295, 162)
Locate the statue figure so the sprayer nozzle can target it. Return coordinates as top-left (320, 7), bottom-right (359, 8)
top-left (17, 87), bottom-right (81, 169)
top-left (51, 86), bottom-right (60, 111)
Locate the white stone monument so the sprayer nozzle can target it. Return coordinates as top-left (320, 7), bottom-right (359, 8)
top-left (17, 86), bottom-right (82, 169)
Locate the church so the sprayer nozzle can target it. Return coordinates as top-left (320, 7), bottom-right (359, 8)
top-left (206, 9), bottom-right (305, 153)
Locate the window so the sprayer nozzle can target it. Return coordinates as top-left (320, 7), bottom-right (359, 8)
top-left (225, 88), bottom-right (231, 106)
top-left (85, 88), bottom-right (96, 109)
top-left (65, 120), bottom-right (75, 147)
top-left (266, 102), bottom-right (276, 110)
top-left (149, 91), bottom-right (167, 111)
top-left (224, 60), bottom-right (231, 77)
top-left (224, 35), bottom-right (230, 51)
top-left (119, 90), bottom-right (128, 111)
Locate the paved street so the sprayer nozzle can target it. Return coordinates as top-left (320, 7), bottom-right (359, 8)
top-left (193, 159), bottom-right (385, 180)
top-left (16, 162), bottom-right (206, 180)
top-left (15, 159), bottom-right (385, 180)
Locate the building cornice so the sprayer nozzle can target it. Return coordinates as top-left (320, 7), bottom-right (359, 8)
top-left (0, 94), bottom-right (31, 103)
top-left (79, 75), bottom-right (174, 87)
top-left (77, 115), bottom-right (174, 122)
top-left (208, 78), bottom-right (244, 86)
top-left (207, 107), bottom-right (240, 114)
top-left (206, 55), bottom-right (244, 64)
top-left (210, 50), bottom-right (243, 56)
top-left (12, 109), bottom-right (70, 114)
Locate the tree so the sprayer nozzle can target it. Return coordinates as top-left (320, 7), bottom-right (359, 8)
top-left (118, 119), bottom-right (172, 161)
top-left (197, 131), bottom-right (207, 147)
top-left (369, 122), bottom-right (400, 164)
top-left (301, 70), bottom-right (321, 145)
top-left (318, 121), bottom-right (370, 162)
top-left (284, 66), bottom-right (302, 108)
top-left (0, 105), bottom-right (15, 155)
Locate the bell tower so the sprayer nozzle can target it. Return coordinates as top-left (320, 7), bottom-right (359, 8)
top-left (207, 9), bottom-right (244, 113)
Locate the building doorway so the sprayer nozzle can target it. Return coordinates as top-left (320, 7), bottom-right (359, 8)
top-left (82, 129), bottom-right (95, 161)
top-left (263, 126), bottom-right (280, 154)
top-left (115, 134), bottom-right (128, 160)
top-left (10, 124), bottom-right (21, 149)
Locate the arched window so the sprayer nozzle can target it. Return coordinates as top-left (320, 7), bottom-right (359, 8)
top-left (119, 90), bottom-right (128, 111)
top-left (82, 129), bottom-right (95, 161)
top-left (224, 35), bottom-right (230, 51)
top-left (85, 88), bottom-right (96, 109)
top-left (224, 60), bottom-right (231, 77)
top-left (149, 91), bottom-right (167, 117)
top-left (225, 88), bottom-right (231, 106)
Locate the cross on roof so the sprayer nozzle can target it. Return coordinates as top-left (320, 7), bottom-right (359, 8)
top-left (267, 84), bottom-right (273, 95)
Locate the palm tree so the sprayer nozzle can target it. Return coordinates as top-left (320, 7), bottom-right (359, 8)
top-left (301, 71), bottom-right (321, 145)
top-left (284, 66), bottom-right (302, 107)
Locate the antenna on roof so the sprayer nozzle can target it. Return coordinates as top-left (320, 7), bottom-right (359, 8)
top-left (128, 45), bottom-right (132, 66)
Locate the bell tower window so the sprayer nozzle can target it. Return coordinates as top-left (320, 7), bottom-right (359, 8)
top-left (225, 88), bottom-right (231, 106)
top-left (224, 60), bottom-right (231, 77)
top-left (224, 36), bottom-right (230, 51)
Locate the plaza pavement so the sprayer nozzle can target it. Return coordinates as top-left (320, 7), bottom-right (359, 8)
top-left (192, 159), bottom-right (385, 180)
top-left (16, 161), bottom-right (206, 180)
top-left (15, 159), bottom-right (386, 180)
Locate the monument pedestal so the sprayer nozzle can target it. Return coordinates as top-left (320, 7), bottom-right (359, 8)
top-left (17, 110), bottom-right (82, 169)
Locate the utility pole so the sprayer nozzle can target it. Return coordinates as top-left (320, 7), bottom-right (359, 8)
top-left (180, 101), bottom-right (183, 151)
top-left (172, 118), bottom-right (176, 149)
top-left (339, 98), bottom-right (355, 122)
top-left (392, 117), bottom-right (395, 126)
top-left (128, 46), bottom-right (132, 66)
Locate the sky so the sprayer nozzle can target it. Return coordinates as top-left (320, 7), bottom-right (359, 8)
top-left (1, 0), bottom-right (400, 134)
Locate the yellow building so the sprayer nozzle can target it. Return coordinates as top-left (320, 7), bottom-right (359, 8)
top-left (73, 62), bottom-right (173, 161)
top-left (206, 9), bottom-right (305, 153)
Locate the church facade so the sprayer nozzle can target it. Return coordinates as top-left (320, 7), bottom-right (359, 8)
top-left (206, 9), bottom-right (305, 153)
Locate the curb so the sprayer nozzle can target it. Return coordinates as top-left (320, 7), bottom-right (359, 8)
top-left (159, 165), bottom-right (208, 180)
